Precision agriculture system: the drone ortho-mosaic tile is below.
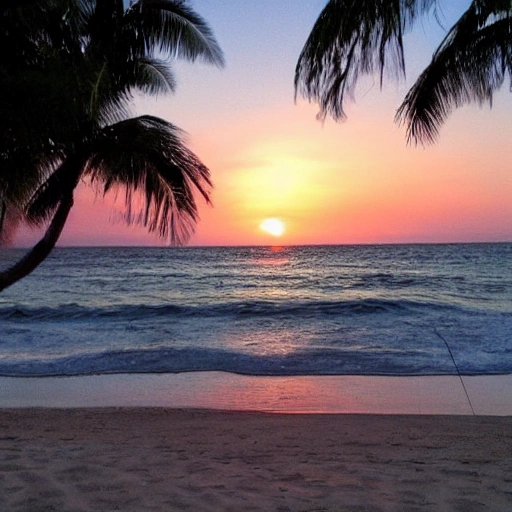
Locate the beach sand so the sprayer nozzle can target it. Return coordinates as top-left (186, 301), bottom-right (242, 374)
top-left (1, 408), bottom-right (511, 511)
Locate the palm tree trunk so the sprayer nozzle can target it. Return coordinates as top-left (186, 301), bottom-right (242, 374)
top-left (0, 192), bottom-right (73, 292)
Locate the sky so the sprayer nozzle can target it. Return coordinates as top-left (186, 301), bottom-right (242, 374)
top-left (15, 0), bottom-right (512, 247)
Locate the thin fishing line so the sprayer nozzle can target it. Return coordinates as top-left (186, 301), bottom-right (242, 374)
top-left (434, 328), bottom-right (475, 416)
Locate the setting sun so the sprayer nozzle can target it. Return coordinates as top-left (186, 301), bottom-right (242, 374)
top-left (259, 218), bottom-right (286, 237)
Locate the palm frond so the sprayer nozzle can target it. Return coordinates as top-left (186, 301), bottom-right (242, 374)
top-left (123, 0), bottom-right (225, 68)
top-left (85, 115), bottom-right (212, 245)
top-left (1, 146), bottom-right (64, 212)
top-left (25, 163), bottom-right (69, 225)
top-left (94, 85), bottom-right (134, 127)
top-left (25, 152), bottom-right (87, 225)
top-left (396, 2), bottom-right (512, 144)
top-left (132, 58), bottom-right (177, 94)
top-left (295, 0), bottom-right (437, 121)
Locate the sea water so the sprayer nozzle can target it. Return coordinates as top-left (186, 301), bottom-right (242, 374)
top-left (0, 244), bottom-right (511, 377)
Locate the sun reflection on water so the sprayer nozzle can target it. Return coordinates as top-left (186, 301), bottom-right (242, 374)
top-left (253, 245), bottom-right (291, 267)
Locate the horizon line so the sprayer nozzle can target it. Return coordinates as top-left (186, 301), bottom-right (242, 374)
top-left (4, 240), bottom-right (512, 250)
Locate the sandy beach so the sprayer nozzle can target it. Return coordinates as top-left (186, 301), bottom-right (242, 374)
top-left (1, 407), bottom-right (511, 511)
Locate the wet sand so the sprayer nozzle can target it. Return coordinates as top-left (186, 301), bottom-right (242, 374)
top-left (2, 373), bottom-right (512, 414)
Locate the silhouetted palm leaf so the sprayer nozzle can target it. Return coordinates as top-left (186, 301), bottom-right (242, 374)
top-left (298, 0), bottom-right (512, 144)
top-left (29, 116), bottom-right (210, 243)
top-left (135, 58), bottom-right (177, 94)
top-left (396, 1), bottom-right (512, 144)
top-left (122, 0), bottom-right (225, 66)
top-left (295, 0), bottom-right (437, 121)
top-left (86, 0), bottom-right (224, 122)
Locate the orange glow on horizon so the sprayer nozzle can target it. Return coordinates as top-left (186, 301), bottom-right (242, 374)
top-left (11, 100), bottom-right (512, 248)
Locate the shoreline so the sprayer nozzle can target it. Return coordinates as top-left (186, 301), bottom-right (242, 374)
top-left (3, 373), bottom-right (512, 510)
top-left (2, 372), bottom-right (512, 415)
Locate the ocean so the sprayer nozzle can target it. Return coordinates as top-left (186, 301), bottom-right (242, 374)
top-left (0, 243), bottom-right (511, 378)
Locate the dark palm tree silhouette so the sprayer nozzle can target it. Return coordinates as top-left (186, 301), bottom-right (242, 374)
top-left (0, 0), bottom-right (224, 291)
top-left (295, 0), bottom-right (512, 144)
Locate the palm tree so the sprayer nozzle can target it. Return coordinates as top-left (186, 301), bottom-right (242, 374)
top-left (0, 0), bottom-right (91, 241)
top-left (295, 0), bottom-right (512, 144)
top-left (0, 0), bottom-right (224, 291)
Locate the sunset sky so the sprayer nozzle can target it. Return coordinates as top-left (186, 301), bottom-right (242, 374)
top-left (15, 0), bottom-right (512, 247)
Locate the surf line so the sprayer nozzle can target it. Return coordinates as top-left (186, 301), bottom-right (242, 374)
top-left (434, 328), bottom-right (475, 416)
